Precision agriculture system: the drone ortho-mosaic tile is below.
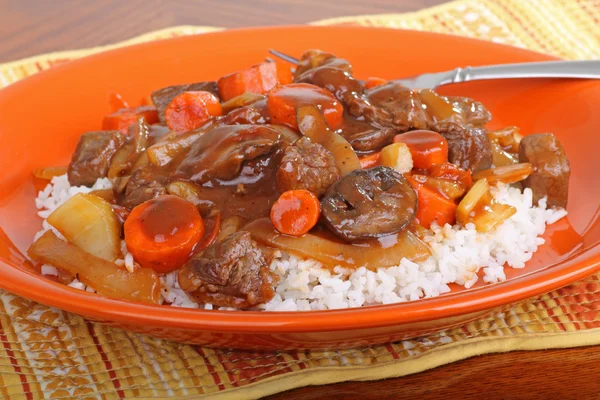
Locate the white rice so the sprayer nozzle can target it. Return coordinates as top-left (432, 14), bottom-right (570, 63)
top-left (34, 174), bottom-right (112, 219)
top-left (262, 183), bottom-right (567, 311)
top-left (34, 174), bottom-right (567, 311)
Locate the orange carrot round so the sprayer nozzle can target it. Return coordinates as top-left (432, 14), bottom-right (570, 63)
top-left (124, 195), bottom-right (204, 273)
top-left (267, 83), bottom-right (343, 131)
top-left (270, 190), bottom-right (321, 236)
top-left (218, 61), bottom-right (293, 101)
top-left (102, 105), bottom-right (159, 134)
top-left (364, 77), bottom-right (388, 90)
top-left (393, 130), bottom-right (448, 169)
top-left (164, 91), bottom-right (222, 133)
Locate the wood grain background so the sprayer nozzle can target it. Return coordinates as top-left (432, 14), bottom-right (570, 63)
top-left (2, 1), bottom-right (600, 399)
top-left (0, 0), bottom-right (443, 62)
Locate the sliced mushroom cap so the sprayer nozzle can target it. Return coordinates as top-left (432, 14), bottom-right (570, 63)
top-left (320, 166), bottom-right (417, 241)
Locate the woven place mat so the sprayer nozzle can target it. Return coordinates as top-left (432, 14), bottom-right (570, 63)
top-left (1, 0), bottom-right (599, 398)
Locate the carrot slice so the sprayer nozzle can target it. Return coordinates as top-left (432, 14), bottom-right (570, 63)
top-left (410, 174), bottom-right (467, 201)
top-left (429, 162), bottom-right (472, 187)
top-left (102, 105), bottom-right (159, 134)
top-left (124, 195), bottom-right (204, 273)
top-left (270, 190), bottom-right (321, 236)
top-left (218, 61), bottom-right (293, 101)
top-left (406, 175), bottom-right (457, 229)
top-left (365, 77), bottom-right (388, 89)
top-left (359, 152), bottom-right (381, 169)
top-left (268, 83), bottom-right (343, 130)
top-left (164, 91), bottom-right (222, 133)
top-left (393, 130), bottom-right (448, 170)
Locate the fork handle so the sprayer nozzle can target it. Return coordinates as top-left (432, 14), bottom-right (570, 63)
top-left (443, 60), bottom-right (600, 86)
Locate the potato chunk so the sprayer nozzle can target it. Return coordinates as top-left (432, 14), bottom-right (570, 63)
top-left (47, 193), bottom-right (121, 261)
top-left (379, 142), bottom-right (413, 174)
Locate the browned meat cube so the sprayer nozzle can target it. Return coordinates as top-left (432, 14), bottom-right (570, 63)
top-left (121, 165), bottom-right (168, 209)
top-left (437, 124), bottom-right (493, 173)
top-left (519, 133), bottom-right (570, 208)
top-left (445, 96), bottom-right (492, 127)
top-left (151, 81), bottom-right (219, 123)
top-left (276, 137), bottom-right (340, 197)
top-left (366, 83), bottom-right (431, 132)
top-left (294, 49), bottom-right (353, 80)
top-left (67, 130), bottom-right (124, 187)
top-left (178, 231), bottom-right (277, 308)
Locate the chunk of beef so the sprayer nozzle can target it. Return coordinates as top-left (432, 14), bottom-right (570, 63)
top-left (446, 96), bottom-right (492, 127)
top-left (174, 125), bottom-right (281, 184)
top-left (151, 81), bottom-right (219, 123)
top-left (300, 68), bottom-right (400, 136)
top-left (107, 117), bottom-right (150, 179)
top-left (276, 137), bottom-right (340, 197)
top-left (341, 124), bottom-right (397, 152)
top-left (321, 166), bottom-right (417, 241)
top-left (518, 133), bottom-right (570, 208)
top-left (67, 130), bottom-right (125, 187)
top-left (121, 165), bottom-right (168, 209)
top-left (301, 67), bottom-right (365, 105)
top-left (436, 124), bottom-right (493, 172)
top-left (366, 83), bottom-right (431, 131)
top-left (178, 231), bottom-right (277, 308)
top-left (294, 50), bottom-right (353, 80)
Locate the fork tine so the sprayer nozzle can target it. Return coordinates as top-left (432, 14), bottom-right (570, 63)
top-left (268, 49), bottom-right (299, 65)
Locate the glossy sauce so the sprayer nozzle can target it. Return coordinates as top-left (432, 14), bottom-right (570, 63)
top-left (418, 89), bottom-right (455, 120)
top-left (195, 154), bottom-right (282, 221)
top-left (148, 124), bottom-right (171, 144)
top-left (268, 83), bottom-right (343, 130)
top-left (393, 130), bottom-right (449, 169)
top-left (122, 55), bottom-right (487, 254)
top-left (139, 196), bottom-right (199, 242)
top-left (337, 113), bottom-right (395, 155)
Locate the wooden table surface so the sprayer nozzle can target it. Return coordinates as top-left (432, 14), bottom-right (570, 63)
top-left (2, 1), bottom-right (599, 399)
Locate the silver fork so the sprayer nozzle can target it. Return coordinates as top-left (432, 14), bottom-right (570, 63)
top-left (268, 49), bottom-right (600, 90)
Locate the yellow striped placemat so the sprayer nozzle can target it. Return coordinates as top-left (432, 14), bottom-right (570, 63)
top-left (1, 0), bottom-right (599, 398)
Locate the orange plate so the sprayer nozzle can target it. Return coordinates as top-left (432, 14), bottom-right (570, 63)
top-left (0, 26), bottom-right (599, 350)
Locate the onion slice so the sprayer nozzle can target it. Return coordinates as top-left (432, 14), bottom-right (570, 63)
top-left (221, 92), bottom-right (266, 113)
top-left (296, 104), bottom-right (360, 175)
top-left (33, 166), bottom-right (67, 180)
top-left (246, 218), bottom-right (431, 270)
top-left (472, 163), bottom-right (533, 184)
top-left (28, 231), bottom-right (160, 304)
